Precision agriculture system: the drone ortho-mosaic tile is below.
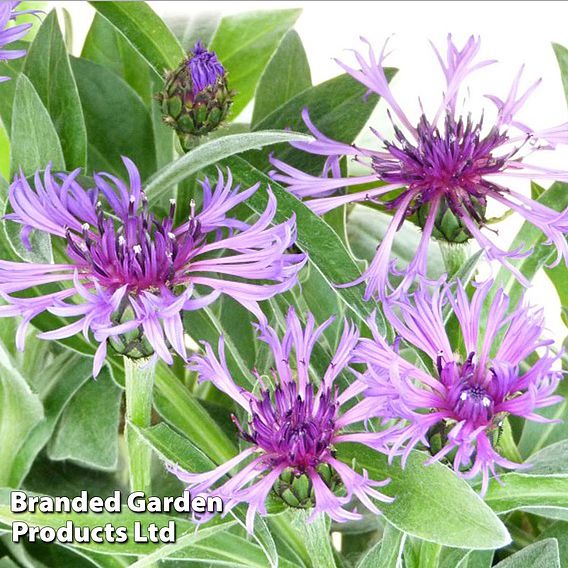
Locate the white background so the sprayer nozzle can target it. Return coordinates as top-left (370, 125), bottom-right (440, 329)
top-left (53, 1), bottom-right (568, 341)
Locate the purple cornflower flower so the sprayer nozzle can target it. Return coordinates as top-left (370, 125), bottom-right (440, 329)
top-left (168, 307), bottom-right (392, 532)
top-left (0, 158), bottom-right (306, 375)
top-left (270, 36), bottom-right (568, 298)
top-left (0, 2), bottom-right (39, 81)
top-left (354, 279), bottom-right (563, 494)
top-left (187, 41), bottom-right (225, 94)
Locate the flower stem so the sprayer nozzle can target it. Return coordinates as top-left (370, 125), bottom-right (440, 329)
top-left (438, 240), bottom-right (471, 279)
top-left (124, 356), bottom-right (156, 495)
top-left (290, 510), bottom-right (337, 568)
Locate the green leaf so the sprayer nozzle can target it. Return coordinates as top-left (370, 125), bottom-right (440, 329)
top-left (216, 156), bottom-right (386, 332)
top-left (7, 353), bottom-right (93, 489)
top-left (0, 342), bottom-right (43, 486)
top-left (144, 130), bottom-right (311, 204)
top-left (11, 2), bottom-right (45, 42)
top-left (153, 531), bottom-right (298, 567)
top-left (553, 43), bottom-right (568, 107)
top-left (464, 550), bottom-right (495, 568)
top-left (250, 72), bottom-right (390, 174)
top-left (184, 304), bottom-right (255, 388)
top-left (289, 511), bottom-right (335, 568)
top-left (525, 439), bottom-right (568, 475)
top-left (82, 13), bottom-right (153, 103)
top-left (252, 29), bottom-right (311, 127)
top-left (153, 363), bottom-right (237, 464)
top-left (70, 57), bottom-right (157, 180)
top-left (89, 1), bottom-right (184, 77)
top-left (23, 10), bottom-right (87, 170)
top-left (518, 395), bottom-right (568, 460)
top-left (0, 173), bottom-right (53, 265)
top-left (164, 11), bottom-right (221, 51)
top-left (492, 182), bottom-right (568, 305)
top-left (0, 40), bottom-right (27, 134)
top-left (134, 422), bottom-right (215, 473)
top-left (210, 9), bottom-right (301, 118)
top-left (10, 74), bottom-right (65, 176)
top-left (538, 523), bottom-right (568, 568)
top-left (483, 473), bottom-right (568, 517)
top-left (493, 539), bottom-right (560, 568)
top-left (48, 368), bottom-right (121, 471)
top-left (336, 443), bottom-right (510, 550)
top-left (348, 204), bottom-right (444, 276)
top-left (132, 422), bottom-right (283, 568)
top-left (545, 261), bottom-right (568, 310)
top-left (357, 524), bottom-right (405, 568)
top-left (0, 124), bottom-right (8, 180)
top-left (438, 548), bottom-right (471, 568)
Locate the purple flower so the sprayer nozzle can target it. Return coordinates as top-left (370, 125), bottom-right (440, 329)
top-left (0, 2), bottom-right (39, 81)
top-left (168, 308), bottom-right (392, 532)
top-left (0, 158), bottom-right (306, 375)
top-left (187, 41), bottom-right (225, 94)
top-left (270, 36), bottom-right (568, 298)
top-left (354, 279), bottom-right (563, 494)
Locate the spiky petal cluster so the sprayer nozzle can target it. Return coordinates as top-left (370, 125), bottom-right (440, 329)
top-left (354, 279), bottom-right (563, 494)
top-left (0, 158), bottom-right (305, 375)
top-left (0, 1), bottom-right (39, 80)
top-left (168, 308), bottom-right (392, 532)
top-left (188, 41), bottom-right (225, 93)
top-left (270, 35), bottom-right (568, 298)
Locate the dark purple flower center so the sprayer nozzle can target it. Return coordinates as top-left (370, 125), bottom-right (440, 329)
top-left (455, 384), bottom-right (494, 424)
top-left (187, 41), bottom-right (225, 94)
top-left (373, 113), bottom-right (512, 219)
top-left (66, 196), bottom-right (200, 293)
top-left (235, 381), bottom-right (338, 472)
top-left (438, 352), bottom-right (495, 425)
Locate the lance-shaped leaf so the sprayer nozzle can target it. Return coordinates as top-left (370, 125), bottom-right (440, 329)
top-left (336, 443), bottom-right (510, 550)
top-left (24, 11), bottom-right (87, 170)
top-left (493, 539), bottom-right (560, 568)
top-left (210, 9), bottom-right (302, 118)
top-left (89, 1), bottom-right (184, 78)
top-left (210, 156), bottom-right (386, 333)
top-left (143, 130), bottom-right (311, 204)
top-left (10, 74), bottom-right (64, 177)
top-left (252, 29), bottom-right (312, 127)
top-left (70, 57), bottom-right (156, 180)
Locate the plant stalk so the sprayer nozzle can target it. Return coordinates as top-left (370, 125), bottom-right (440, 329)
top-left (438, 240), bottom-right (471, 279)
top-left (290, 510), bottom-right (336, 568)
top-left (124, 355), bottom-right (157, 495)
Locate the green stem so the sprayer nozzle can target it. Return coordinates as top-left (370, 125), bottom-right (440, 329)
top-left (268, 515), bottom-right (312, 568)
top-left (290, 510), bottom-right (336, 568)
top-left (418, 541), bottom-right (441, 568)
top-left (498, 418), bottom-right (523, 463)
top-left (124, 356), bottom-right (157, 495)
top-left (438, 240), bottom-right (471, 279)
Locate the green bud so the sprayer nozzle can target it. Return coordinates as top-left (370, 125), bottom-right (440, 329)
top-left (416, 196), bottom-right (486, 244)
top-left (271, 464), bottom-right (340, 510)
top-left (156, 46), bottom-right (234, 151)
top-left (108, 297), bottom-right (155, 360)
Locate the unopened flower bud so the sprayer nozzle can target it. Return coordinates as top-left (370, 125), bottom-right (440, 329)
top-left (416, 195), bottom-right (486, 244)
top-left (156, 41), bottom-right (234, 150)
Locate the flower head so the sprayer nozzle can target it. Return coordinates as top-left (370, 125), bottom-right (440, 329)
top-left (0, 158), bottom-right (305, 375)
top-left (354, 279), bottom-right (563, 494)
top-left (271, 36), bottom-right (568, 298)
top-left (157, 41), bottom-right (233, 148)
top-left (0, 1), bottom-right (40, 80)
top-left (168, 308), bottom-right (392, 532)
